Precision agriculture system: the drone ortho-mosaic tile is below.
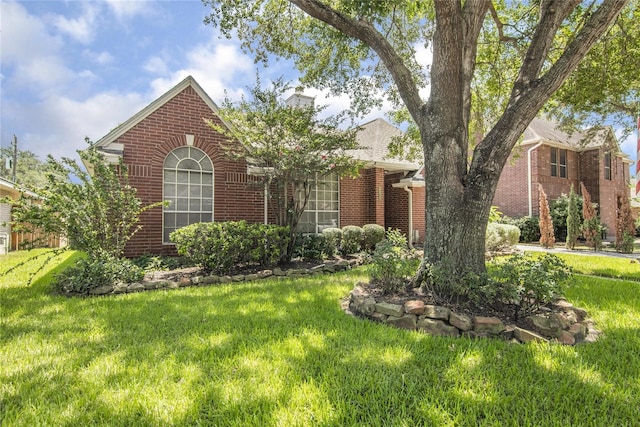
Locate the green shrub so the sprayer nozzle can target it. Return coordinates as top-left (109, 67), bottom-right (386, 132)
top-left (481, 254), bottom-right (572, 319)
top-left (170, 221), bottom-right (289, 274)
top-left (369, 230), bottom-right (418, 294)
top-left (54, 256), bottom-right (144, 294)
top-left (293, 233), bottom-right (327, 261)
top-left (486, 223), bottom-right (520, 252)
top-left (362, 224), bottom-right (386, 251)
top-left (500, 216), bottom-right (540, 243)
top-left (341, 225), bottom-right (364, 255)
top-left (321, 227), bottom-right (342, 256)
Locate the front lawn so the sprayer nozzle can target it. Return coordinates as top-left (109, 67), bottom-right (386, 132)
top-left (1, 250), bottom-right (639, 426)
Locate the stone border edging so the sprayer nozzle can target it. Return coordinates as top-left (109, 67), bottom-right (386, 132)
top-left (346, 283), bottom-right (601, 346)
top-left (81, 257), bottom-right (366, 297)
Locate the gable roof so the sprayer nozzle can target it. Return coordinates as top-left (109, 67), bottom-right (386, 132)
top-left (94, 75), bottom-right (220, 150)
top-left (350, 118), bottom-right (420, 171)
top-left (523, 117), bottom-right (619, 152)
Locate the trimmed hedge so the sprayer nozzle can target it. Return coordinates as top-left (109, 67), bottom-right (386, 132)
top-left (500, 216), bottom-right (540, 243)
top-left (363, 224), bottom-right (386, 251)
top-left (322, 227), bottom-right (342, 256)
top-left (341, 225), bottom-right (364, 255)
top-left (170, 221), bottom-right (290, 274)
top-left (486, 223), bottom-right (521, 252)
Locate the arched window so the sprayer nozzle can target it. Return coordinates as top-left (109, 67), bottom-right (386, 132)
top-left (163, 146), bottom-right (213, 243)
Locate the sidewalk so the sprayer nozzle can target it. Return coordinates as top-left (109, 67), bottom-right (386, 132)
top-left (516, 244), bottom-right (639, 260)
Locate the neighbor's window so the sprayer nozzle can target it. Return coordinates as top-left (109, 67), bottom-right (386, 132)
top-left (163, 146), bottom-right (214, 243)
top-left (551, 147), bottom-right (567, 178)
top-left (604, 152), bottom-right (612, 180)
top-left (297, 173), bottom-right (339, 233)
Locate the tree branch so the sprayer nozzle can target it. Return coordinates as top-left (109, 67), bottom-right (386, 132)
top-left (289, 0), bottom-right (424, 123)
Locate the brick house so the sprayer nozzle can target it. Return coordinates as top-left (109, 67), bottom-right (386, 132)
top-left (493, 117), bottom-right (632, 239)
top-left (92, 76), bottom-right (425, 257)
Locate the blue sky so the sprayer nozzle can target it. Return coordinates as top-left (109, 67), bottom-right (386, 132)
top-left (1, 0), bottom-right (636, 167)
top-left (1, 0), bottom-right (380, 162)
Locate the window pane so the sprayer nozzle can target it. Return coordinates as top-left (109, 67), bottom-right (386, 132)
top-left (550, 148), bottom-right (557, 164)
top-left (173, 147), bottom-right (189, 159)
top-left (177, 184), bottom-right (189, 197)
top-left (190, 173), bottom-right (201, 185)
top-left (177, 171), bottom-right (189, 184)
top-left (189, 213), bottom-right (201, 224)
top-left (559, 149), bottom-right (567, 165)
top-left (176, 198), bottom-right (189, 210)
top-left (164, 170), bottom-right (176, 182)
top-left (202, 173), bottom-right (213, 185)
top-left (551, 165), bottom-right (557, 177)
top-left (176, 213), bottom-right (189, 227)
top-left (201, 213), bottom-right (212, 222)
top-left (202, 185), bottom-right (213, 198)
top-left (190, 148), bottom-right (205, 162)
top-left (164, 184), bottom-right (175, 197)
top-left (164, 153), bottom-right (179, 169)
top-left (164, 214), bottom-right (175, 227)
top-left (190, 185), bottom-right (201, 198)
top-left (178, 158), bottom-right (200, 170)
top-left (164, 228), bottom-right (173, 244)
top-left (189, 199), bottom-right (201, 211)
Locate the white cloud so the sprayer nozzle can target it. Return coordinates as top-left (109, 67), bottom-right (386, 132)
top-left (85, 50), bottom-right (115, 66)
top-left (50, 4), bottom-right (99, 44)
top-left (104, 0), bottom-right (152, 21)
top-left (144, 56), bottom-right (169, 75)
top-left (149, 40), bottom-right (254, 102)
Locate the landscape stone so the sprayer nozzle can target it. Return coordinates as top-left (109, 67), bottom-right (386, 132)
top-left (257, 270), bottom-right (273, 279)
top-left (570, 306), bottom-right (588, 322)
top-left (89, 284), bottom-right (113, 295)
top-left (245, 273), bottom-right (260, 281)
top-left (568, 323), bottom-right (587, 341)
top-left (144, 281), bottom-right (160, 290)
top-left (386, 314), bottom-right (417, 330)
top-left (513, 327), bottom-right (547, 343)
top-left (473, 316), bottom-right (505, 335)
top-left (219, 276), bottom-right (233, 284)
top-left (556, 330), bottom-right (576, 345)
top-left (166, 281), bottom-right (180, 290)
top-left (449, 312), bottom-right (472, 331)
top-left (352, 296), bottom-right (377, 315)
top-left (200, 275), bottom-right (221, 285)
top-left (525, 315), bottom-right (563, 338)
top-left (375, 302), bottom-right (404, 317)
top-left (369, 312), bottom-right (388, 322)
top-left (417, 318), bottom-right (460, 337)
top-left (423, 305), bottom-right (451, 320)
top-left (127, 283), bottom-right (145, 292)
top-left (113, 283), bottom-right (128, 294)
top-left (404, 300), bottom-right (425, 315)
top-left (178, 277), bottom-right (191, 287)
top-left (273, 267), bottom-right (286, 276)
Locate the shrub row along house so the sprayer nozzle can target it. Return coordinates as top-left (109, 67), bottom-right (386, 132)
top-left (92, 76), bottom-right (631, 257)
top-left (493, 117), bottom-right (632, 239)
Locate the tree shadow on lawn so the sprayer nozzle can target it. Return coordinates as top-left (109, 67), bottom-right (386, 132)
top-left (2, 271), bottom-right (639, 426)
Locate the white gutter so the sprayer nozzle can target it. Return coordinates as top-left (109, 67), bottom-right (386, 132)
top-left (264, 184), bottom-right (268, 225)
top-left (403, 185), bottom-right (414, 249)
top-left (527, 142), bottom-right (544, 216)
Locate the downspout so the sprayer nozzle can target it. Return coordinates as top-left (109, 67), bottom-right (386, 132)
top-left (527, 142), bottom-right (544, 217)
top-left (264, 183), bottom-right (268, 225)
top-left (403, 185), bottom-right (414, 249)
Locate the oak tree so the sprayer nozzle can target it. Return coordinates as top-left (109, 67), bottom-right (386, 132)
top-left (204, 0), bottom-right (628, 291)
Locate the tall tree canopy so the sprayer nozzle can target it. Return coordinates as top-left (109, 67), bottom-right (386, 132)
top-left (204, 0), bottom-right (628, 291)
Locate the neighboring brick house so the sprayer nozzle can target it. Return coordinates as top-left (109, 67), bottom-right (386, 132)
top-left (93, 76), bottom-right (425, 257)
top-left (493, 117), bottom-right (632, 239)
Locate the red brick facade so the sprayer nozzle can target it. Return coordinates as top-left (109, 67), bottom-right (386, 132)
top-left (493, 138), bottom-right (631, 239)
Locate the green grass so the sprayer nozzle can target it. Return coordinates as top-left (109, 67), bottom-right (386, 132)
top-left (527, 252), bottom-right (640, 282)
top-left (2, 250), bottom-right (639, 426)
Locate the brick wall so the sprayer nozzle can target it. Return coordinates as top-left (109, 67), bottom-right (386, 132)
top-left (339, 167), bottom-right (385, 227)
top-left (494, 143), bottom-right (579, 218)
top-left (116, 86), bottom-right (264, 257)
